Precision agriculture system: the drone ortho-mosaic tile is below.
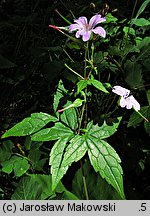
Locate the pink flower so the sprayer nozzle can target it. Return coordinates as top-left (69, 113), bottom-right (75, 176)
top-left (112, 86), bottom-right (140, 112)
top-left (69, 14), bottom-right (106, 42)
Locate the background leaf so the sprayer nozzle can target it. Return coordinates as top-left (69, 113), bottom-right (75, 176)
top-left (72, 160), bottom-right (122, 199)
top-left (1, 156), bottom-right (30, 177)
top-left (127, 106), bottom-right (149, 128)
top-left (0, 141), bottom-right (14, 163)
top-left (0, 55), bottom-right (17, 69)
top-left (124, 60), bottom-right (143, 88)
top-left (11, 174), bottom-right (78, 200)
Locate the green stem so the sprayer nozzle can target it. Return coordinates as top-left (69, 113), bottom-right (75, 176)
top-left (64, 63), bottom-right (84, 80)
top-left (136, 111), bottom-right (149, 122)
top-left (84, 42), bottom-right (89, 78)
top-left (130, 0), bottom-right (138, 28)
top-left (63, 48), bottom-right (74, 62)
top-left (55, 9), bottom-right (72, 25)
top-left (13, 153), bottom-right (32, 162)
top-left (80, 160), bottom-right (89, 200)
top-left (78, 102), bottom-right (86, 134)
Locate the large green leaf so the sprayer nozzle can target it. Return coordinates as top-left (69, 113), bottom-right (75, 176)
top-left (61, 135), bottom-right (87, 166)
top-left (87, 117), bottom-right (122, 140)
top-left (50, 135), bottom-right (86, 190)
top-left (50, 134), bottom-right (87, 190)
top-left (31, 122), bottom-right (74, 141)
top-left (49, 136), bottom-right (71, 190)
top-left (84, 119), bottom-right (124, 199)
top-left (72, 160), bottom-right (122, 199)
top-left (87, 137), bottom-right (124, 199)
top-left (2, 112), bottom-right (58, 138)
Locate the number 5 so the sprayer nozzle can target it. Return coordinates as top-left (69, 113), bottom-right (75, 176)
top-left (141, 203), bottom-right (146, 211)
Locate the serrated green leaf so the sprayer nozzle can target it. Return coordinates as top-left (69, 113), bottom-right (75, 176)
top-left (49, 136), bottom-right (71, 190)
top-left (87, 117), bottom-right (122, 139)
top-left (89, 79), bottom-right (109, 93)
top-left (60, 101), bottom-right (78, 130)
top-left (83, 119), bottom-right (124, 199)
top-left (31, 122), bottom-right (74, 141)
top-left (50, 135), bottom-right (87, 190)
top-left (87, 137), bottom-right (124, 199)
top-left (127, 106), bottom-right (149, 127)
top-left (14, 158), bottom-right (30, 177)
top-left (53, 80), bottom-right (67, 114)
top-left (77, 80), bottom-right (87, 94)
top-left (2, 112), bottom-right (58, 138)
top-left (62, 135), bottom-right (87, 167)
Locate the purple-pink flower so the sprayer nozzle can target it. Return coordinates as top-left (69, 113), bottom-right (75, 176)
top-left (69, 14), bottom-right (106, 42)
top-left (112, 86), bottom-right (140, 111)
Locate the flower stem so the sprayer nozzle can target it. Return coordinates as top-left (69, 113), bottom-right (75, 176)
top-left (64, 63), bottom-right (84, 80)
top-left (80, 160), bottom-right (89, 200)
top-left (137, 111), bottom-right (149, 122)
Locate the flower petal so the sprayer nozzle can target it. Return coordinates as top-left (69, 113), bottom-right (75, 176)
top-left (74, 16), bottom-right (88, 27)
top-left (69, 23), bottom-right (80, 32)
top-left (89, 14), bottom-right (106, 29)
top-left (120, 97), bottom-right (127, 108)
top-left (125, 98), bottom-right (133, 109)
top-left (92, 27), bottom-right (106, 38)
top-left (128, 96), bottom-right (140, 111)
top-left (82, 31), bottom-right (92, 42)
top-left (75, 29), bottom-right (85, 38)
top-left (112, 86), bottom-right (130, 98)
